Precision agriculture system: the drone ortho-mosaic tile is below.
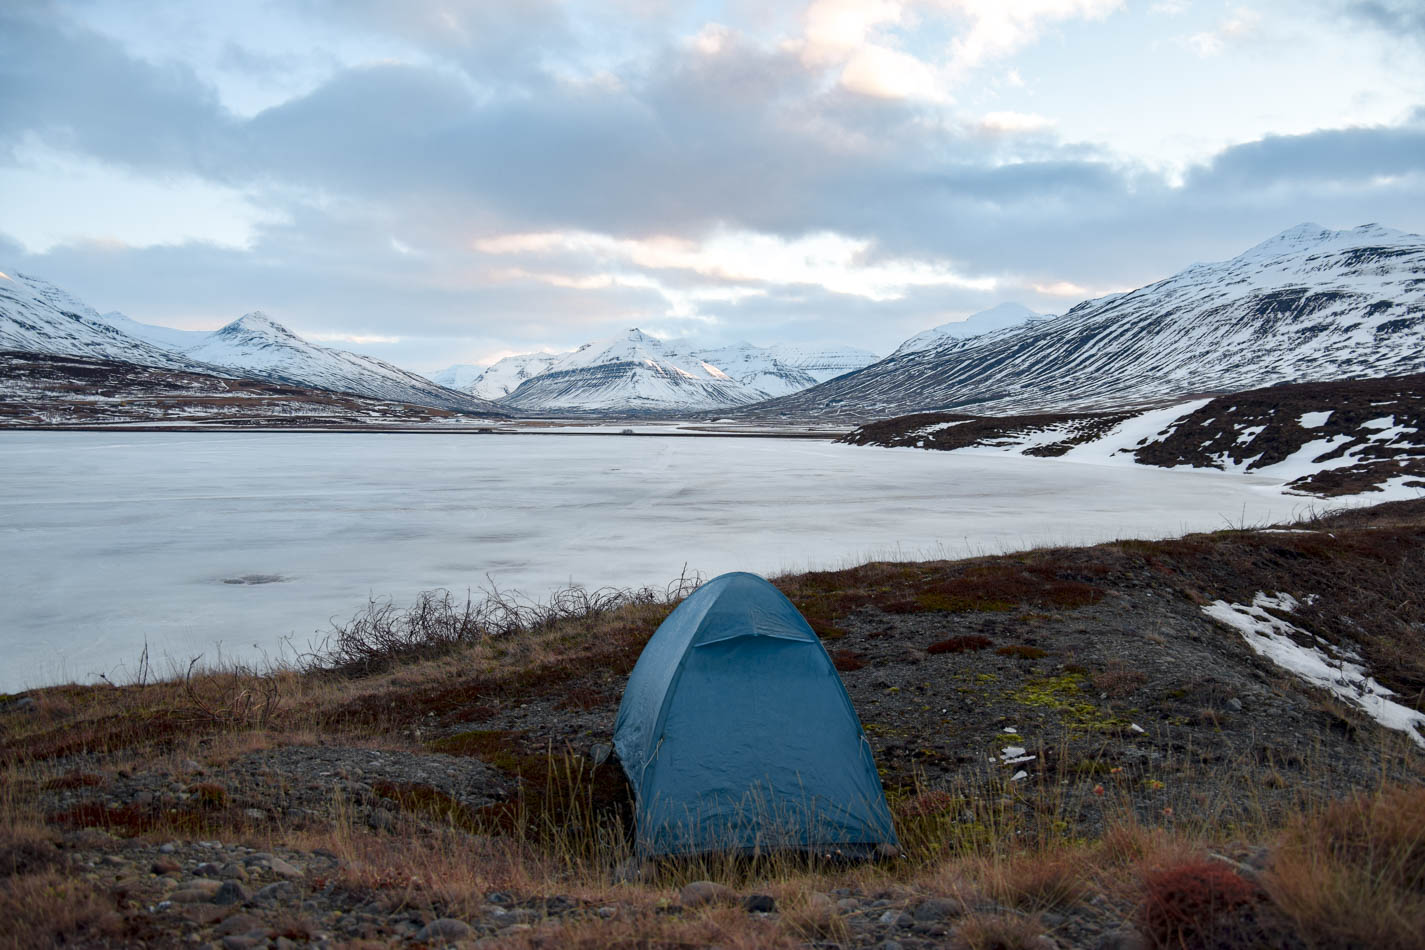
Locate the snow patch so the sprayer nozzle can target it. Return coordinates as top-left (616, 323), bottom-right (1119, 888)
top-left (1298, 411), bottom-right (1333, 428)
top-left (1203, 593), bottom-right (1425, 748)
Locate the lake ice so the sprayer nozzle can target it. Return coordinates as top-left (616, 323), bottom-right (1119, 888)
top-left (1, 431), bottom-right (1324, 691)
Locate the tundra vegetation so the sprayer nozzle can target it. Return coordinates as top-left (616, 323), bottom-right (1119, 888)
top-left (3, 502), bottom-right (1424, 948)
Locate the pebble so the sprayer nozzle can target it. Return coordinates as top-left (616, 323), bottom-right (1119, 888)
top-left (415, 918), bottom-right (474, 941)
top-left (216, 914), bottom-right (265, 936)
top-left (679, 881), bottom-right (736, 907)
top-left (912, 896), bottom-right (963, 921)
top-left (170, 880), bottom-right (224, 902)
top-left (213, 881), bottom-right (249, 906)
top-left (742, 894), bottom-right (776, 913)
top-left (877, 910), bottom-right (906, 927)
top-left (1096, 927), bottom-right (1149, 950)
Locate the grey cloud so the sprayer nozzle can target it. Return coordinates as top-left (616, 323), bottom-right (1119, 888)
top-left (1343, 1), bottom-right (1425, 38)
top-left (0, 6), bottom-right (229, 174)
top-left (1188, 122), bottom-right (1425, 189)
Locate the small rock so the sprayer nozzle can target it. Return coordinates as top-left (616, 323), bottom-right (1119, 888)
top-left (1028, 937), bottom-right (1058, 950)
top-left (877, 910), bottom-right (905, 927)
top-left (266, 856), bottom-right (303, 879)
top-left (875, 842), bottom-right (901, 860)
top-left (180, 759), bottom-right (201, 772)
top-left (880, 941), bottom-right (904, 950)
top-left (212, 881), bottom-right (249, 906)
top-left (243, 808), bottom-right (267, 821)
top-left (596, 906), bottom-right (617, 918)
top-left (218, 862), bottom-right (249, 881)
top-left (415, 918), bottom-right (473, 941)
top-left (217, 914), bottom-right (265, 936)
top-left (158, 843), bottom-right (177, 854)
top-left (1227, 697), bottom-right (1243, 712)
top-left (151, 859), bottom-right (181, 875)
top-left (220, 937), bottom-right (260, 950)
top-left (1096, 927), bottom-right (1149, 950)
top-left (836, 898), bottom-right (860, 913)
top-left (742, 894), bottom-right (776, 913)
top-left (254, 881), bottom-right (298, 903)
top-left (170, 880), bottom-right (223, 902)
top-left (912, 897), bottom-right (963, 922)
top-left (679, 881), bottom-right (736, 907)
top-left (367, 809), bottom-right (395, 832)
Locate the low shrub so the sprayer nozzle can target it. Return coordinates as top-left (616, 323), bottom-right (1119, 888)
top-left (928, 635), bottom-right (993, 655)
top-left (1138, 859), bottom-right (1258, 948)
top-left (995, 645), bottom-right (1049, 660)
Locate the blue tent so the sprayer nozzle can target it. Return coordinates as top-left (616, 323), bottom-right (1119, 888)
top-left (613, 571), bottom-right (898, 857)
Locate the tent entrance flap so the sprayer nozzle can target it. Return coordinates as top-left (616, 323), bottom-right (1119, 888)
top-left (613, 571), bottom-right (898, 857)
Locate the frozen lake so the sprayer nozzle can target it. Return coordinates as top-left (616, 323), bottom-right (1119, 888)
top-left (1, 431), bottom-right (1317, 691)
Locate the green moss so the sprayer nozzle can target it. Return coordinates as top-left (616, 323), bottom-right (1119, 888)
top-left (1011, 673), bottom-right (1126, 733)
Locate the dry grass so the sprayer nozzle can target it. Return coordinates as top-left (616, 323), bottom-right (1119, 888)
top-left (1264, 784), bottom-right (1425, 949)
top-left (0, 870), bottom-right (117, 950)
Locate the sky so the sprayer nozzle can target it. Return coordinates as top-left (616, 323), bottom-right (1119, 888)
top-left (2, 0), bottom-right (1424, 372)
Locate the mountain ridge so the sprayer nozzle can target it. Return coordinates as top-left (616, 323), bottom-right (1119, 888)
top-left (741, 223), bottom-right (1425, 419)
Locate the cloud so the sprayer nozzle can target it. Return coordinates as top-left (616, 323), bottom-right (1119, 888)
top-left (1342, 0), bottom-right (1425, 39)
top-left (1184, 6), bottom-right (1262, 57)
top-left (3, 0), bottom-right (1424, 367)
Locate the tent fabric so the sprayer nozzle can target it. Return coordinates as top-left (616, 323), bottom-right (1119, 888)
top-left (613, 571), bottom-right (898, 857)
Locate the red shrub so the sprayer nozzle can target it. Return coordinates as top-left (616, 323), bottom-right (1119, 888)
top-left (831, 649), bottom-right (867, 672)
top-left (1138, 860), bottom-right (1259, 947)
top-left (927, 635), bottom-right (993, 655)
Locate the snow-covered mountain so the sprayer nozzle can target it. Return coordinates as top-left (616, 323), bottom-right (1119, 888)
top-left (500, 329), bottom-right (755, 412)
top-left (98, 310), bottom-right (210, 350)
top-left (428, 364), bottom-right (485, 391)
top-left (464, 352), bottom-right (563, 401)
top-left (0, 270), bottom-right (212, 372)
top-left (178, 312), bottom-right (499, 412)
top-left (0, 270), bottom-right (501, 414)
top-left (690, 343), bottom-right (818, 399)
top-left (890, 302), bottom-right (1046, 358)
top-left (761, 344), bottom-right (880, 383)
top-left (750, 223), bottom-right (1425, 418)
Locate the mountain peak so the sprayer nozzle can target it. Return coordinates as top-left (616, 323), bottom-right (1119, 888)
top-left (219, 311), bottom-right (303, 342)
top-left (1237, 222), bottom-right (1418, 262)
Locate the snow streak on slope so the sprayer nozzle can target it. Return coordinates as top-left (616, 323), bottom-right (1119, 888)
top-left (1204, 592), bottom-right (1425, 747)
top-left (691, 342), bottom-right (818, 399)
top-left (500, 329), bottom-right (754, 412)
top-left (182, 313), bottom-right (503, 413)
top-left (0, 271), bottom-right (214, 372)
top-left (428, 364), bottom-right (484, 390)
top-left (466, 352), bottom-right (562, 400)
top-left (761, 343), bottom-right (880, 382)
top-left (753, 223), bottom-right (1425, 418)
top-left (890, 303), bottom-right (1046, 358)
top-left (98, 311), bottom-right (210, 350)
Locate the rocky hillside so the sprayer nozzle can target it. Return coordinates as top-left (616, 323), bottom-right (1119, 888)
top-left (3, 501), bottom-right (1423, 948)
top-left (748, 223), bottom-right (1425, 419)
top-left (841, 374), bottom-right (1425, 499)
top-left (0, 351), bottom-right (507, 428)
top-left (499, 329), bottom-right (752, 413)
top-left (0, 270), bottom-right (503, 415)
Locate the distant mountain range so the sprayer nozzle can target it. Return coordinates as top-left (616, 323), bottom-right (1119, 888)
top-left (0, 271), bottom-right (502, 414)
top-left (747, 223), bottom-right (1425, 418)
top-left (6, 221), bottom-right (1422, 421)
top-left (428, 333), bottom-right (880, 413)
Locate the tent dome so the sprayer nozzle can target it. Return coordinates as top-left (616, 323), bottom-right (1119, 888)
top-left (613, 572), bottom-right (897, 857)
